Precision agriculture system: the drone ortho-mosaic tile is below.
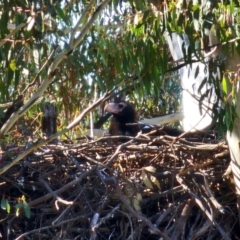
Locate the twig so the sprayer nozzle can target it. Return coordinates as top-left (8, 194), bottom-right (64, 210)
top-left (176, 175), bottom-right (231, 240)
top-left (28, 167), bottom-right (97, 207)
top-left (195, 172), bottom-right (225, 213)
top-left (113, 177), bottom-right (171, 240)
top-left (15, 215), bottom-right (88, 240)
top-left (21, 49), bottom-right (56, 95)
top-left (89, 198), bottom-right (112, 240)
top-left (0, 22), bottom-right (28, 48)
top-left (39, 178), bottom-right (73, 207)
top-left (171, 199), bottom-right (195, 240)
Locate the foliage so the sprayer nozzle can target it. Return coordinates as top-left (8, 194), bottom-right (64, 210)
top-left (1, 195), bottom-right (30, 218)
top-left (0, 0), bottom-right (173, 139)
top-left (0, 1), bottom-right (240, 138)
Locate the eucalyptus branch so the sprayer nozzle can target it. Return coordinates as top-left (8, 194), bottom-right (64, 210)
top-left (72, 0), bottom-right (111, 49)
top-left (70, 0), bottom-right (96, 47)
top-left (21, 49), bottom-right (56, 95)
top-left (0, 22), bottom-right (27, 47)
top-left (0, 0), bottom-right (111, 136)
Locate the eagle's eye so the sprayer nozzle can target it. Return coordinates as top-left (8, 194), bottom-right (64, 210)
top-left (118, 103), bottom-right (125, 109)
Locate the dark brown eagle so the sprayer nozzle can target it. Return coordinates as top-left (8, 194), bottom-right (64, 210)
top-left (104, 100), bottom-right (140, 136)
top-left (104, 100), bottom-right (188, 137)
top-left (104, 100), bottom-right (216, 142)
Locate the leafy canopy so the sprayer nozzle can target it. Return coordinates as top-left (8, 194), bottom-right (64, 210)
top-left (0, 0), bottom-right (239, 137)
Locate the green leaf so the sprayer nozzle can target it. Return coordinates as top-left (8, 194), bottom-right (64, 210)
top-left (143, 9), bottom-right (150, 22)
top-left (16, 208), bottom-right (20, 217)
top-left (6, 200), bottom-right (10, 213)
top-left (7, 66), bottom-right (14, 89)
top-left (55, 3), bottom-right (69, 26)
top-left (1, 198), bottom-right (7, 210)
top-left (41, 12), bottom-right (45, 32)
top-left (23, 201), bottom-right (31, 218)
top-left (0, 108), bottom-right (5, 120)
top-left (9, 60), bottom-right (17, 71)
top-left (15, 202), bottom-right (23, 209)
top-left (144, 74), bottom-right (151, 94)
top-left (222, 76), bottom-right (228, 95)
top-left (232, 84), bottom-right (236, 98)
top-left (5, 151), bottom-right (13, 158)
top-left (150, 175), bottom-right (160, 189)
top-left (15, 202), bottom-right (23, 217)
top-left (1, 198), bottom-right (10, 213)
top-left (14, 69), bottom-right (20, 90)
top-left (141, 170), bottom-right (153, 189)
top-left (192, 4), bottom-right (200, 11)
top-left (122, 50), bottom-right (129, 73)
top-left (0, 11), bottom-right (9, 34)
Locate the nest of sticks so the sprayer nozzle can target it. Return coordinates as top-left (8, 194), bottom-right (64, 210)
top-left (0, 130), bottom-right (238, 240)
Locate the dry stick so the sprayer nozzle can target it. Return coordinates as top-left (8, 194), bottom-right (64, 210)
top-left (153, 135), bottom-right (227, 151)
top-left (215, 149), bottom-right (229, 158)
top-left (178, 159), bottom-right (214, 176)
top-left (141, 186), bottom-right (184, 204)
top-left (28, 166), bottom-right (97, 207)
top-left (80, 153), bottom-right (106, 167)
top-left (176, 175), bottom-right (231, 240)
top-left (170, 105), bottom-right (211, 145)
top-left (154, 205), bottom-right (175, 227)
top-left (52, 186), bottom-right (87, 225)
top-left (223, 164), bottom-right (232, 178)
top-left (189, 213), bottom-right (212, 240)
top-left (89, 198), bottom-right (111, 240)
top-left (165, 135), bottom-right (226, 147)
top-left (63, 151), bottom-right (85, 172)
top-left (113, 177), bottom-right (171, 240)
top-left (69, 0), bottom-right (96, 47)
top-left (39, 178), bottom-right (73, 206)
top-left (122, 210), bottom-right (134, 240)
top-left (105, 140), bottom-right (135, 166)
top-left (57, 135), bottom-right (143, 152)
top-left (164, 199), bottom-right (186, 234)
top-left (191, 177), bottom-right (220, 240)
top-left (195, 172), bottom-right (225, 213)
top-left (0, 102), bottom-right (13, 108)
top-left (71, 0), bottom-right (112, 50)
top-left (171, 199), bottom-right (195, 240)
top-left (15, 215), bottom-right (87, 240)
top-left (92, 204), bottom-right (121, 230)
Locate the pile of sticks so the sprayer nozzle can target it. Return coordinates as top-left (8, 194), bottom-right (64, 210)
top-left (0, 132), bottom-right (236, 240)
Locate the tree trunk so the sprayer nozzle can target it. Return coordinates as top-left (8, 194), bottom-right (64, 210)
top-left (225, 54), bottom-right (240, 200)
top-left (42, 102), bottom-right (57, 139)
top-left (164, 32), bottom-right (217, 132)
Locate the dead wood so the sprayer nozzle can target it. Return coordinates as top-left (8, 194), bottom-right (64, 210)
top-left (0, 132), bottom-right (237, 240)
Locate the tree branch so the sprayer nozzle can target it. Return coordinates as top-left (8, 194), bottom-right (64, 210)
top-left (0, 0), bottom-right (111, 135)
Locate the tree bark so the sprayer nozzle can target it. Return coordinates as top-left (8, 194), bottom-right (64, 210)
top-left (42, 103), bottom-right (57, 138)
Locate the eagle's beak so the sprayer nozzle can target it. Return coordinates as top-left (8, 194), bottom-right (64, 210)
top-left (104, 102), bottom-right (121, 114)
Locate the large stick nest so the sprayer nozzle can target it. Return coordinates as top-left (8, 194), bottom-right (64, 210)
top-left (0, 131), bottom-right (237, 240)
